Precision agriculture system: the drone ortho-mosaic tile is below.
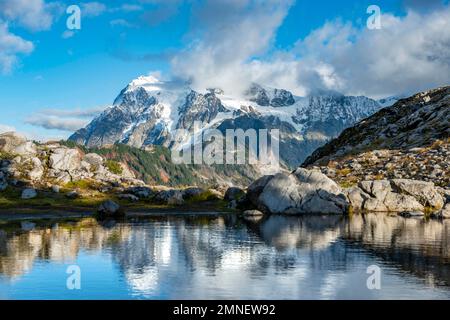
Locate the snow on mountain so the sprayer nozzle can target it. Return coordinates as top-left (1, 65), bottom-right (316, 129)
top-left (69, 75), bottom-right (384, 167)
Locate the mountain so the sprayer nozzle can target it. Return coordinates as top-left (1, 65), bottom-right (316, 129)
top-left (70, 75), bottom-right (386, 168)
top-left (302, 86), bottom-right (450, 188)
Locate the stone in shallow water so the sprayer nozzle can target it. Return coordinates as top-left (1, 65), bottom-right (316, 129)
top-left (21, 188), bottom-right (37, 199)
top-left (97, 200), bottom-right (123, 217)
top-left (398, 211), bottom-right (424, 218)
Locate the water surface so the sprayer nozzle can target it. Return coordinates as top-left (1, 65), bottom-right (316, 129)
top-left (1, 213), bottom-right (450, 299)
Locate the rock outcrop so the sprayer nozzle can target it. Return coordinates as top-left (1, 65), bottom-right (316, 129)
top-left (303, 86), bottom-right (450, 188)
top-left (246, 168), bottom-right (349, 215)
top-left (344, 179), bottom-right (444, 213)
top-left (0, 132), bottom-right (144, 195)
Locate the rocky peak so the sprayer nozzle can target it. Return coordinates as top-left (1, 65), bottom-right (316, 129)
top-left (246, 83), bottom-right (295, 107)
top-left (177, 90), bottom-right (228, 130)
top-left (303, 86), bottom-right (450, 167)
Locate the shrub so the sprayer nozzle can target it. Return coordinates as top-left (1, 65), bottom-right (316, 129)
top-left (105, 160), bottom-right (123, 175)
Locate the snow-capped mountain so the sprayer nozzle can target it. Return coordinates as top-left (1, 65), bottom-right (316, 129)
top-left (70, 75), bottom-right (387, 167)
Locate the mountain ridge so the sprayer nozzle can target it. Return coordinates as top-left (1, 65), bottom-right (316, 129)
top-left (69, 75), bottom-right (389, 168)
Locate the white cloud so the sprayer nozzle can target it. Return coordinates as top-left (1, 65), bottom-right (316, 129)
top-left (110, 19), bottom-right (134, 28)
top-left (170, 3), bottom-right (450, 98)
top-left (61, 30), bottom-right (75, 39)
top-left (0, 124), bottom-right (16, 134)
top-left (289, 8), bottom-right (450, 97)
top-left (26, 116), bottom-right (90, 131)
top-left (81, 2), bottom-right (107, 17)
top-left (0, 0), bottom-right (62, 31)
top-left (0, 22), bottom-right (34, 74)
top-left (171, 0), bottom-right (294, 95)
top-left (25, 106), bottom-right (106, 132)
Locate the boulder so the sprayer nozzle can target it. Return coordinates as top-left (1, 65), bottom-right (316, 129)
top-left (0, 132), bottom-right (36, 155)
top-left (437, 203), bottom-right (450, 219)
top-left (345, 179), bottom-right (442, 213)
top-left (343, 187), bottom-right (371, 210)
top-left (224, 187), bottom-right (245, 202)
top-left (27, 157), bottom-right (44, 181)
top-left (65, 191), bottom-right (79, 199)
top-left (126, 186), bottom-right (154, 198)
top-left (82, 153), bottom-right (104, 167)
top-left (49, 148), bottom-right (81, 172)
top-left (97, 200), bottom-right (124, 217)
top-left (21, 188), bottom-right (37, 199)
top-left (246, 175), bottom-right (274, 205)
top-left (390, 179), bottom-right (444, 209)
top-left (118, 194), bottom-right (139, 202)
top-left (247, 168), bottom-right (348, 215)
top-left (51, 185), bottom-right (60, 193)
top-left (54, 171), bottom-right (72, 184)
top-left (155, 189), bottom-right (184, 205)
top-left (182, 187), bottom-right (205, 199)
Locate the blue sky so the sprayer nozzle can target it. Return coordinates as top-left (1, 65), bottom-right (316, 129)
top-left (0, 0), bottom-right (449, 140)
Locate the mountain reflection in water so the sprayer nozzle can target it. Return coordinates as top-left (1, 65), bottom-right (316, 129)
top-left (0, 213), bottom-right (450, 299)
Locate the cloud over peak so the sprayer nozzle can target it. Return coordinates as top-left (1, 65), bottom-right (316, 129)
top-left (169, 2), bottom-right (450, 98)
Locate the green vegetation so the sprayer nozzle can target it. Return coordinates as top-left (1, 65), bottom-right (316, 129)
top-left (0, 151), bottom-right (17, 161)
top-left (65, 179), bottom-right (100, 191)
top-left (186, 190), bottom-right (220, 203)
top-left (90, 143), bottom-right (202, 186)
top-left (339, 180), bottom-right (357, 188)
top-left (105, 160), bottom-right (123, 175)
top-left (58, 140), bottom-right (88, 153)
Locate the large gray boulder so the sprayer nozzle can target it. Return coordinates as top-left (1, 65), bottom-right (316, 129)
top-left (49, 148), bottom-right (81, 172)
top-left (0, 132), bottom-right (36, 155)
top-left (247, 168), bottom-right (348, 215)
top-left (82, 153), bottom-right (104, 167)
